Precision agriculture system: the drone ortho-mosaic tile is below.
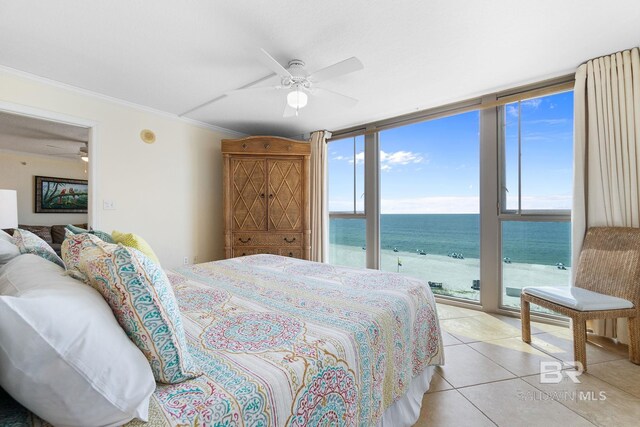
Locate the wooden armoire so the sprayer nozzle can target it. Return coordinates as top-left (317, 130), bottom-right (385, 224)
top-left (221, 136), bottom-right (311, 260)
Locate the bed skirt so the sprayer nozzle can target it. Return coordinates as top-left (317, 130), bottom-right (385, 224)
top-left (378, 365), bottom-right (436, 427)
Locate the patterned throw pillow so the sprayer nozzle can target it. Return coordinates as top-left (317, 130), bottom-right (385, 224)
top-left (111, 230), bottom-right (160, 264)
top-left (65, 224), bottom-right (115, 244)
top-left (77, 240), bottom-right (200, 384)
top-left (13, 229), bottom-right (64, 268)
top-left (61, 233), bottom-right (105, 282)
top-left (18, 225), bottom-right (53, 245)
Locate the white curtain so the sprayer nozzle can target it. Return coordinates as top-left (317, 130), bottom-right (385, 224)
top-left (309, 130), bottom-right (332, 262)
top-left (573, 47), bottom-right (640, 343)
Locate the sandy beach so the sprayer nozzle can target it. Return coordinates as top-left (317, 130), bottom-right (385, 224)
top-left (329, 244), bottom-right (571, 307)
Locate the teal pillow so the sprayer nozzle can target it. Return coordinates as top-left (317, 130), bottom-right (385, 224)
top-left (65, 224), bottom-right (115, 244)
top-left (13, 229), bottom-right (64, 268)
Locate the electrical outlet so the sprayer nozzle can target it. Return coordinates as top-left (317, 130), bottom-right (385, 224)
top-left (183, 257), bottom-right (188, 265)
top-left (103, 199), bottom-right (116, 210)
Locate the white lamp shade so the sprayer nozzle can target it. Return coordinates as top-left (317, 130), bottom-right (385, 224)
top-left (287, 90), bottom-right (308, 109)
top-left (0, 189), bottom-right (18, 229)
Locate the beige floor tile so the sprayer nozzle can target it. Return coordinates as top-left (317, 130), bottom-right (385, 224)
top-left (497, 314), bottom-right (570, 335)
top-left (523, 372), bottom-right (640, 427)
top-left (530, 331), bottom-right (628, 366)
top-left (426, 372), bottom-right (453, 393)
top-left (436, 303), bottom-right (483, 320)
top-left (469, 337), bottom-right (562, 377)
top-left (459, 378), bottom-right (594, 427)
top-left (414, 389), bottom-right (494, 427)
top-left (440, 314), bottom-right (522, 343)
top-left (436, 344), bottom-right (515, 388)
top-left (588, 359), bottom-right (640, 398)
top-left (441, 330), bottom-right (463, 346)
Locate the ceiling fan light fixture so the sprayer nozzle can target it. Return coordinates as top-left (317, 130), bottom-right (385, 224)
top-left (287, 89), bottom-right (308, 110)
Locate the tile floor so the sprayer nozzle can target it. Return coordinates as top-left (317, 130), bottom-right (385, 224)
top-left (413, 303), bottom-right (640, 427)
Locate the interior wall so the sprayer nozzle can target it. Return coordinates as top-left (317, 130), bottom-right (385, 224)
top-left (0, 69), bottom-right (240, 268)
top-left (0, 151), bottom-right (88, 226)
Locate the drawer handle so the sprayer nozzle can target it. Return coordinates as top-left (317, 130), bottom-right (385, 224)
top-left (242, 252), bottom-right (246, 256)
top-left (269, 194), bottom-right (274, 199)
top-left (239, 237), bottom-right (251, 243)
top-left (284, 237), bottom-right (296, 243)
top-left (288, 252), bottom-right (293, 257)
top-left (264, 143), bottom-right (271, 149)
top-left (260, 193), bottom-right (265, 198)
top-left (242, 143), bottom-right (248, 150)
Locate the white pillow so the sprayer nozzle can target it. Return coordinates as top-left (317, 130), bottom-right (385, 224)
top-left (0, 239), bottom-right (20, 267)
top-left (0, 255), bottom-right (156, 427)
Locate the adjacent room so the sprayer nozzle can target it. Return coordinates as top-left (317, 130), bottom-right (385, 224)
top-left (0, 1), bottom-right (639, 426)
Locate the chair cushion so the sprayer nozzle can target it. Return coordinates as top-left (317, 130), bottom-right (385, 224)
top-left (522, 286), bottom-right (634, 311)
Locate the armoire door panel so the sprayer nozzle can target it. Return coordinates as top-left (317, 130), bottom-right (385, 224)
top-left (231, 159), bottom-right (267, 231)
top-left (268, 159), bottom-right (302, 231)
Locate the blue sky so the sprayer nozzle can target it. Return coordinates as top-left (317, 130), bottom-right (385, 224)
top-left (328, 91), bottom-right (574, 214)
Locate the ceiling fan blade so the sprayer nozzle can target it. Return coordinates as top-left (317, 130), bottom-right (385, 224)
top-left (259, 48), bottom-right (292, 77)
top-left (226, 85), bottom-right (281, 95)
top-left (311, 87), bottom-right (359, 108)
top-left (309, 57), bottom-right (363, 83)
top-left (283, 103), bottom-right (297, 118)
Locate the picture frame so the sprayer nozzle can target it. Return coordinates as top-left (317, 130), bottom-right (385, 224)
top-left (34, 176), bottom-right (88, 213)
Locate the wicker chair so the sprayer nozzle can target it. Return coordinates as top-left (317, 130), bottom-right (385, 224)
top-left (521, 227), bottom-right (640, 371)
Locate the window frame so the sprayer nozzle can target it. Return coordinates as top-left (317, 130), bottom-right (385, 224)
top-left (326, 76), bottom-right (574, 324)
top-left (496, 89), bottom-right (573, 314)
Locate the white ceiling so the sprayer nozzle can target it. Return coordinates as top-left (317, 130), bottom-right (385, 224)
top-left (0, 1), bottom-right (638, 137)
top-left (0, 111), bottom-right (89, 159)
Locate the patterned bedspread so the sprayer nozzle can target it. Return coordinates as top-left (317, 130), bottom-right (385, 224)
top-left (1, 255), bottom-right (443, 427)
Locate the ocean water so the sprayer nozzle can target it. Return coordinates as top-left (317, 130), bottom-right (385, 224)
top-left (330, 214), bottom-right (571, 267)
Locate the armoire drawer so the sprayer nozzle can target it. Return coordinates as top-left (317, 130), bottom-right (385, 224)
top-left (233, 233), bottom-right (302, 247)
top-left (232, 247), bottom-right (280, 257)
top-left (279, 248), bottom-right (303, 259)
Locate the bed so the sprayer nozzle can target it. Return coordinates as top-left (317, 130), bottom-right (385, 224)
top-left (1, 254), bottom-right (443, 426)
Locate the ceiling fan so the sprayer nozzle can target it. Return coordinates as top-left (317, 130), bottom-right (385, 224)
top-left (182, 49), bottom-right (364, 118)
top-left (234, 49), bottom-right (363, 117)
top-left (47, 142), bottom-right (89, 162)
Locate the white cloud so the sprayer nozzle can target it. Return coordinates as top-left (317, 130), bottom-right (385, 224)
top-left (380, 150), bottom-right (424, 165)
top-left (376, 194), bottom-right (572, 214)
top-left (522, 98), bottom-right (542, 109)
top-left (525, 119), bottom-right (567, 125)
top-left (343, 150), bottom-right (425, 171)
top-left (507, 105), bottom-right (519, 118)
top-left (381, 196), bottom-right (480, 214)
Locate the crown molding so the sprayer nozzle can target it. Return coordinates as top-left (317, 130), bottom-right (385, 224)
top-left (0, 65), bottom-right (246, 138)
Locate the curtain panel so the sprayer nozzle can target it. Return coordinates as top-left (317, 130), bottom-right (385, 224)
top-left (573, 47), bottom-right (640, 343)
top-left (309, 130), bottom-right (332, 262)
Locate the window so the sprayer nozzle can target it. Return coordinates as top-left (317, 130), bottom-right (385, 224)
top-left (326, 78), bottom-right (574, 317)
top-left (328, 136), bottom-right (366, 267)
top-left (499, 91), bottom-right (574, 311)
top-left (379, 112), bottom-right (480, 301)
